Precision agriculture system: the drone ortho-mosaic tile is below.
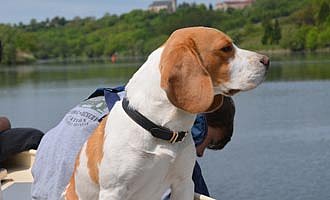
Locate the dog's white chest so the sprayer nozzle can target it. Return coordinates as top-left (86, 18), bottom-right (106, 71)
top-left (96, 103), bottom-right (196, 199)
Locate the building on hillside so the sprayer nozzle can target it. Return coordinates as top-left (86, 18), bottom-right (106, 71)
top-left (149, 0), bottom-right (177, 13)
top-left (215, 0), bottom-right (255, 11)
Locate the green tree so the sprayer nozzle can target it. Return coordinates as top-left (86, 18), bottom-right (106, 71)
top-left (306, 28), bottom-right (319, 51)
top-left (272, 19), bottom-right (282, 44)
top-left (0, 40), bottom-right (2, 62)
top-left (1, 0), bottom-right (329, 64)
top-left (29, 18), bottom-right (38, 31)
top-left (209, 4), bottom-right (213, 11)
top-left (0, 26), bottom-right (18, 65)
top-left (261, 19), bottom-right (273, 45)
top-left (281, 26), bottom-right (309, 51)
top-left (291, 6), bottom-right (316, 25)
top-left (50, 16), bottom-right (67, 27)
top-left (2, 42), bottom-right (16, 64)
top-left (318, 1), bottom-right (330, 24)
top-left (318, 26), bottom-right (330, 47)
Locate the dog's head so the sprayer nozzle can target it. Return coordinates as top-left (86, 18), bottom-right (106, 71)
top-left (160, 27), bottom-right (269, 114)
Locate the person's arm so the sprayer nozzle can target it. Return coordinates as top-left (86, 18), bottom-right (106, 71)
top-left (0, 117), bottom-right (11, 132)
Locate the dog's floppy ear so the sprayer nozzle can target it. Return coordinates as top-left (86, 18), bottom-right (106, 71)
top-left (160, 39), bottom-right (214, 114)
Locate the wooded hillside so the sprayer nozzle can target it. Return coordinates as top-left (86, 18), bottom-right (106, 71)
top-left (0, 0), bottom-right (329, 65)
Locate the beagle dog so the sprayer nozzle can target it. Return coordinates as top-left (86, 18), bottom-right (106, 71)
top-left (64, 27), bottom-right (269, 200)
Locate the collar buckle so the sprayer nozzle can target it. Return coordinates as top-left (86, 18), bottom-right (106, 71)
top-left (122, 98), bottom-right (188, 144)
top-left (169, 132), bottom-right (179, 143)
top-left (170, 131), bottom-right (188, 143)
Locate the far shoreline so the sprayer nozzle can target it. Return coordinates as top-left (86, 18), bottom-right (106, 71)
top-left (1, 48), bottom-right (330, 67)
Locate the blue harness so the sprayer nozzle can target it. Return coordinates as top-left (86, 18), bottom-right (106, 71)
top-left (87, 85), bottom-right (125, 111)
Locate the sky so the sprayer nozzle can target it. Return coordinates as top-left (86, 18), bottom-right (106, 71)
top-left (0, 0), bottom-right (216, 24)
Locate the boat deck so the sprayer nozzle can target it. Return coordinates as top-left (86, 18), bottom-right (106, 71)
top-left (0, 150), bottom-right (215, 200)
top-left (1, 150), bottom-right (35, 200)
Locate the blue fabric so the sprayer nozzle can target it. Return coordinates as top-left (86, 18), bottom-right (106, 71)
top-left (104, 89), bottom-right (121, 111)
top-left (88, 86), bottom-right (125, 112)
top-left (191, 116), bottom-right (209, 197)
top-left (191, 114), bottom-right (208, 146)
top-left (87, 85), bottom-right (125, 100)
top-left (192, 161), bottom-right (210, 196)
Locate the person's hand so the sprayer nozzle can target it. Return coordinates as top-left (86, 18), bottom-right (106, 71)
top-left (0, 117), bottom-right (11, 132)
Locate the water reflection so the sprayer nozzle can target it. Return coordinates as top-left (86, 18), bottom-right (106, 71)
top-left (268, 63), bottom-right (330, 81)
top-left (0, 63), bottom-right (140, 88)
top-left (267, 53), bottom-right (330, 81)
top-left (1, 53), bottom-right (329, 200)
top-left (0, 53), bottom-right (330, 88)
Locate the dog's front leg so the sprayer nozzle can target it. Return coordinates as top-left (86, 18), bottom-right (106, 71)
top-left (170, 178), bottom-right (194, 200)
top-left (169, 136), bottom-right (196, 200)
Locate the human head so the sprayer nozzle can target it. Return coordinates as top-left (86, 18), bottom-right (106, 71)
top-left (196, 97), bottom-right (235, 157)
top-left (0, 116), bottom-right (11, 132)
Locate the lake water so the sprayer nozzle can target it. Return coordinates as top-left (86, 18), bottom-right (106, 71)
top-left (1, 53), bottom-right (330, 199)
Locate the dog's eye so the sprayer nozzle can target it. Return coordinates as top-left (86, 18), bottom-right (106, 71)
top-left (220, 45), bottom-right (233, 53)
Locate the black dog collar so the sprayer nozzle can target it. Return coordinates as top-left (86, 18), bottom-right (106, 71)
top-left (122, 98), bottom-right (187, 143)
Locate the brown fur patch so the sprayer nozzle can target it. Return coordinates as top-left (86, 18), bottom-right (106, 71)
top-left (160, 41), bottom-right (214, 113)
top-left (85, 116), bottom-right (108, 184)
top-left (160, 27), bottom-right (234, 113)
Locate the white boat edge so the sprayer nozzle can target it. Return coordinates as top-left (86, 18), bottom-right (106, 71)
top-left (0, 150), bottom-right (215, 200)
top-left (1, 150), bottom-right (36, 191)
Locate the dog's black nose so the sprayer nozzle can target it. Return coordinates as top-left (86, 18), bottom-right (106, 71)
top-left (260, 56), bottom-right (270, 69)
